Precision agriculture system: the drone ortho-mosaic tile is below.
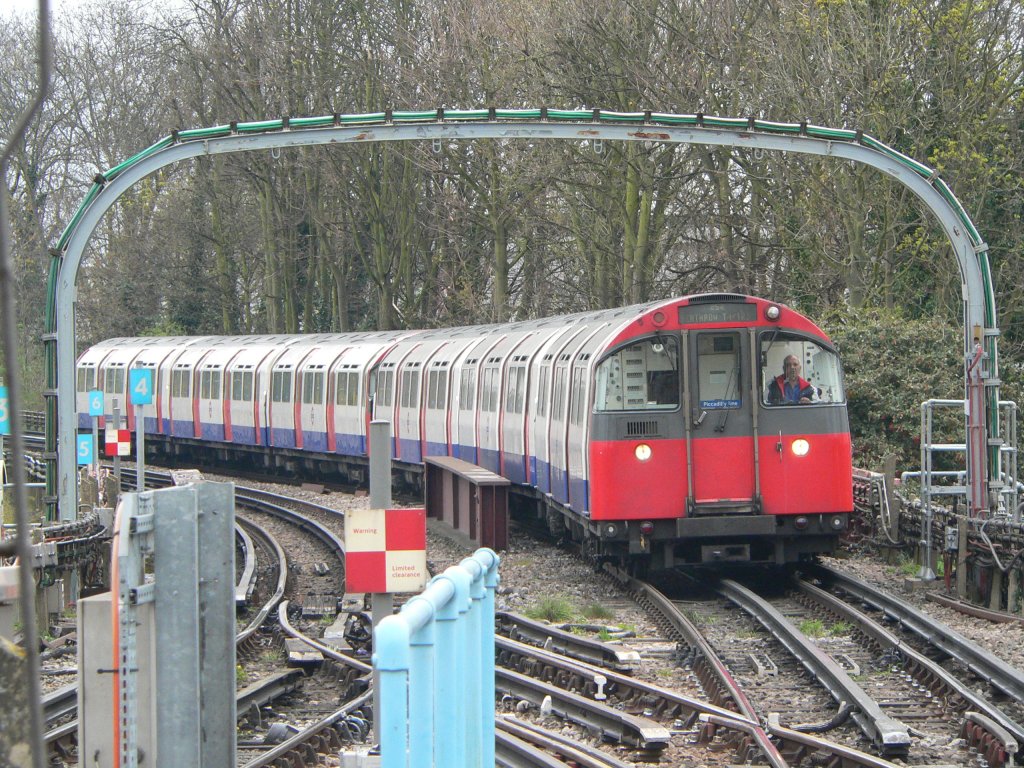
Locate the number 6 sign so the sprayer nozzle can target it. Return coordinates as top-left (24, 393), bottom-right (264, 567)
top-left (88, 389), bottom-right (104, 417)
top-left (0, 385), bottom-right (9, 435)
top-left (130, 369), bottom-right (154, 406)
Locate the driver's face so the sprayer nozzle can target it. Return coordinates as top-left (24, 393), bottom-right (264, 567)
top-left (785, 359), bottom-right (800, 378)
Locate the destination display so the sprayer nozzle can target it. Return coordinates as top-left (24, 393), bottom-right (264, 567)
top-left (678, 303), bottom-right (757, 324)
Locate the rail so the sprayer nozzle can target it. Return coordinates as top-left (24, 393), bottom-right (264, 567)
top-left (717, 578), bottom-right (912, 755)
top-left (814, 563), bottom-right (1024, 703)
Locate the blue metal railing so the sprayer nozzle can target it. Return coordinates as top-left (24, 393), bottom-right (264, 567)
top-left (374, 548), bottom-right (500, 768)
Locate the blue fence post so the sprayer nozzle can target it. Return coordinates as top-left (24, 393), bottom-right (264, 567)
top-left (374, 618), bottom-right (411, 768)
top-left (405, 594), bottom-right (440, 768)
top-left (477, 549), bottom-right (500, 766)
top-left (461, 556), bottom-right (484, 764)
top-left (373, 548), bottom-right (500, 768)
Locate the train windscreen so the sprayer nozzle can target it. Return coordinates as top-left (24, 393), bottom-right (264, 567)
top-left (594, 336), bottom-right (680, 411)
top-left (760, 333), bottom-right (844, 405)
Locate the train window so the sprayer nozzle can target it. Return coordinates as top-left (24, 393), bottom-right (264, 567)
top-left (505, 367), bottom-right (526, 414)
top-left (552, 368), bottom-right (567, 420)
top-left (200, 370), bottom-right (221, 399)
top-left (104, 367), bottom-right (125, 395)
top-left (378, 370), bottom-right (394, 408)
top-left (696, 333), bottom-right (740, 409)
top-left (77, 367), bottom-right (95, 392)
top-left (271, 371), bottom-right (292, 403)
top-left (594, 336), bottom-right (679, 411)
top-left (172, 369), bottom-right (190, 398)
top-left (536, 367), bottom-right (549, 417)
top-left (480, 368), bottom-right (495, 412)
top-left (459, 368), bottom-right (476, 410)
top-left (427, 370), bottom-right (441, 409)
top-left (336, 371), bottom-right (359, 407)
top-left (569, 368), bottom-right (586, 425)
top-left (302, 372), bottom-right (324, 404)
top-left (400, 370), bottom-right (420, 408)
top-left (761, 333), bottom-right (845, 405)
top-left (231, 371), bottom-right (253, 402)
top-left (426, 370), bottom-right (447, 410)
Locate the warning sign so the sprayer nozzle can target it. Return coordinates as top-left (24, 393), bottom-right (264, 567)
top-left (105, 428), bottom-right (131, 457)
top-left (344, 508), bottom-right (427, 594)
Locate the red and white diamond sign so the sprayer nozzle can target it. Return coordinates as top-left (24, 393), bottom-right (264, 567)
top-left (344, 508), bottom-right (427, 594)
top-left (104, 428), bottom-right (131, 457)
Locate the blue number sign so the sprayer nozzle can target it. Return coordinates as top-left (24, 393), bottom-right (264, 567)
top-left (0, 386), bottom-right (9, 435)
top-left (77, 434), bottom-right (94, 466)
top-left (130, 369), bottom-right (154, 406)
top-left (88, 389), bottom-right (104, 417)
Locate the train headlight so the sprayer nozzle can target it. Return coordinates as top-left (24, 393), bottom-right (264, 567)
top-left (634, 443), bottom-right (652, 461)
top-left (791, 439), bottom-right (810, 457)
top-left (831, 516), bottom-right (846, 530)
top-left (603, 523), bottom-right (619, 537)
top-left (639, 521), bottom-right (655, 535)
top-left (765, 305), bottom-right (781, 321)
top-left (794, 516), bottom-right (809, 530)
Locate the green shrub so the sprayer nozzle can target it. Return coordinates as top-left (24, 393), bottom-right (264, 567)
top-left (524, 596), bottom-right (575, 623)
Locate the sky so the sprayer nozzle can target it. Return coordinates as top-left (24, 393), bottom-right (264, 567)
top-left (2, 0), bottom-right (97, 20)
top-left (1, 0), bottom-right (184, 20)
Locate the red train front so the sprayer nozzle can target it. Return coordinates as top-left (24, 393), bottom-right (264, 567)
top-left (586, 293), bottom-right (852, 568)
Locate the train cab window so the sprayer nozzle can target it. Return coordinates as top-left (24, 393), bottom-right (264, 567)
top-left (594, 336), bottom-right (679, 412)
top-left (696, 334), bottom-right (741, 409)
top-left (761, 333), bottom-right (845, 405)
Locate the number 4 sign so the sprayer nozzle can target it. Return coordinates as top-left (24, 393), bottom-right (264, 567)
top-left (130, 369), bottom-right (154, 406)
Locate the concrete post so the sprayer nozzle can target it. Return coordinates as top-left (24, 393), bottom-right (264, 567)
top-left (369, 420), bottom-right (393, 745)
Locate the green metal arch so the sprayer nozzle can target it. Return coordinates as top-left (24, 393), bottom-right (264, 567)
top-left (45, 110), bottom-right (999, 520)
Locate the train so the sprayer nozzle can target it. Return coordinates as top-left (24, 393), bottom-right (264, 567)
top-left (76, 293), bottom-right (853, 569)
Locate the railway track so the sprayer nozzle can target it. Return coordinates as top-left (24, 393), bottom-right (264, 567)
top-left (18, 439), bottom-right (1024, 767)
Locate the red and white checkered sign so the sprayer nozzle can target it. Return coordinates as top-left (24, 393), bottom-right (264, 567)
top-left (344, 508), bottom-right (427, 594)
top-left (104, 428), bottom-right (131, 457)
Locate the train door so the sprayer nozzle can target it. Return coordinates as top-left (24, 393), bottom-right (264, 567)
top-left (196, 363), bottom-right (224, 440)
top-left (686, 330), bottom-right (756, 512)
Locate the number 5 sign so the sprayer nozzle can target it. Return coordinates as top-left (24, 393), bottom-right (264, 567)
top-left (130, 369), bottom-right (154, 406)
top-left (0, 385), bottom-right (9, 435)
